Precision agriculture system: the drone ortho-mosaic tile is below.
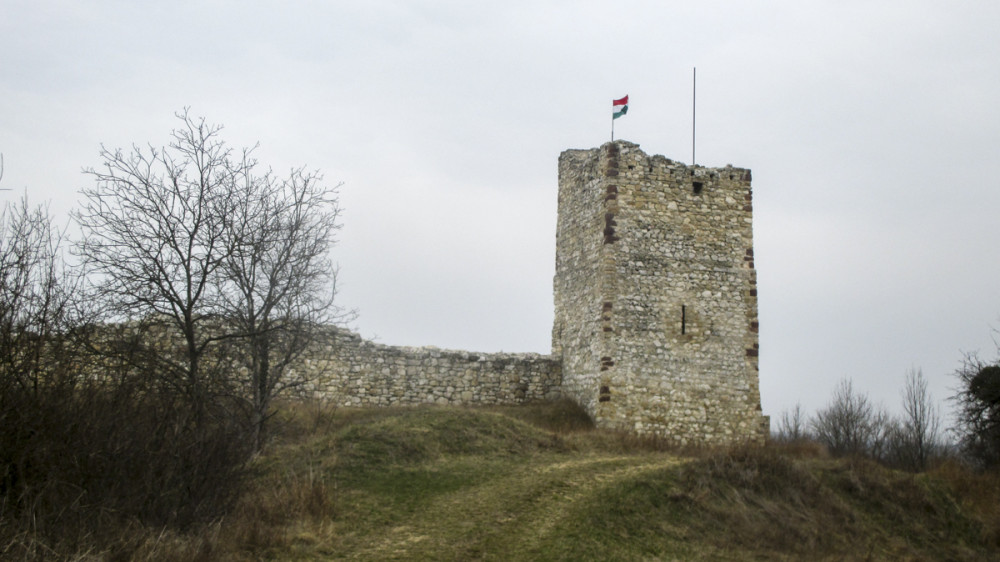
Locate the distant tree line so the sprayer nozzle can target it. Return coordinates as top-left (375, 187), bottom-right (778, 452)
top-left (774, 360), bottom-right (1000, 472)
top-left (0, 110), bottom-right (347, 549)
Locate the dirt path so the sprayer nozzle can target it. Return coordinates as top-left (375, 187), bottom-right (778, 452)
top-left (349, 453), bottom-right (686, 560)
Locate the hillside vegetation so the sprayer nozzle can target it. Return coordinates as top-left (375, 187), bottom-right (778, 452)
top-left (8, 400), bottom-right (1000, 560)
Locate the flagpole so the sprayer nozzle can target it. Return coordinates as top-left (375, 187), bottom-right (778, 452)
top-left (611, 95), bottom-right (627, 142)
top-left (692, 67), bottom-right (696, 165)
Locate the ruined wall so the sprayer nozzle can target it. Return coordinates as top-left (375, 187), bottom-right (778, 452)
top-left (301, 328), bottom-right (562, 407)
top-left (553, 141), bottom-right (767, 444)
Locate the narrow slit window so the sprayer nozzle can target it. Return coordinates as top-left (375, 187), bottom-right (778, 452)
top-left (681, 305), bottom-right (686, 334)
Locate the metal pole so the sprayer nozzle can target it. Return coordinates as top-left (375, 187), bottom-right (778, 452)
top-left (692, 67), bottom-right (697, 165)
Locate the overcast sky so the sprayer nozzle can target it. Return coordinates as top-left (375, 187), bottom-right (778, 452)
top-left (3, 0), bottom-right (999, 425)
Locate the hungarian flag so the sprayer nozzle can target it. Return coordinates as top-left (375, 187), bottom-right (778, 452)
top-left (613, 95), bottom-right (629, 119)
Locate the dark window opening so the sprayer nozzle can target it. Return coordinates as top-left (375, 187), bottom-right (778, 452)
top-left (692, 181), bottom-right (703, 195)
top-left (681, 305), bottom-right (686, 334)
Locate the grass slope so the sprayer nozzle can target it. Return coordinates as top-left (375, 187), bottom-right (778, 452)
top-left (232, 401), bottom-right (997, 561)
top-left (28, 400), bottom-right (1000, 560)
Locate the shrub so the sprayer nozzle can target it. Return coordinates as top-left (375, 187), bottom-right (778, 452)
top-left (811, 379), bottom-right (890, 458)
top-left (953, 354), bottom-right (1000, 469)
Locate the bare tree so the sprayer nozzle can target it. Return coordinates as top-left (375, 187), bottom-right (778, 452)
top-left (774, 402), bottom-right (809, 442)
top-left (812, 379), bottom-right (890, 458)
top-left (0, 195), bottom-right (84, 526)
top-left (1, 175), bottom-right (253, 537)
top-left (0, 196), bottom-right (75, 394)
top-left (74, 110), bottom-right (248, 407)
top-left (74, 110), bottom-right (346, 447)
top-left (219, 164), bottom-right (346, 450)
top-left (887, 368), bottom-right (941, 471)
top-left (952, 352), bottom-right (1000, 469)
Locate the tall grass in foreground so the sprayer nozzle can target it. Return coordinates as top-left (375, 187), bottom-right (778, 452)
top-left (4, 400), bottom-right (998, 560)
top-left (0, 378), bottom-right (252, 560)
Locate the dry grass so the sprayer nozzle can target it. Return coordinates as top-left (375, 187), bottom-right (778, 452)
top-left (7, 400), bottom-right (999, 560)
top-left (931, 459), bottom-right (1000, 548)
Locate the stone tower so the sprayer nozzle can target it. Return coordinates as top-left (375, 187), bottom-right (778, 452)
top-left (552, 141), bottom-right (767, 444)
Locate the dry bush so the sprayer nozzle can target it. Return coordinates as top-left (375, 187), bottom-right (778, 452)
top-left (1, 325), bottom-right (253, 557)
top-left (768, 437), bottom-right (828, 459)
top-left (812, 379), bottom-right (891, 458)
top-left (224, 461), bottom-right (334, 553)
top-left (772, 402), bottom-right (809, 442)
top-left (263, 397), bottom-right (343, 446)
top-left (0, 371), bottom-right (252, 547)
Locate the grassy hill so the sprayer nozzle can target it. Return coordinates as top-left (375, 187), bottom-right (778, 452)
top-left (21, 400), bottom-right (1000, 560)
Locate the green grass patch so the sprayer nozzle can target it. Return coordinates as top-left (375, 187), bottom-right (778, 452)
top-left (14, 400), bottom-right (1000, 561)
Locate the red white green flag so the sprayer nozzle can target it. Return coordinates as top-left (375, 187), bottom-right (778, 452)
top-left (613, 95), bottom-right (629, 119)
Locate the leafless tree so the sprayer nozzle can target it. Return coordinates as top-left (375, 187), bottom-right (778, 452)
top-left (812, 379), bottom-right (890, 458)
top-left (74, 110), bottom-right (248, 407)
top-left (0, 196), bottom-right (75, 394)
top-left (74, 110), bottom-right (346, 448)
top-left (774, 403), bottom-right (809, 442)
top-left (219, 164), bottom-right (346, 450)
top-left (952, 352), bottom-right (1000, 469)
top-left (1, 162), bottom-right (253, 537)
top-left (0, 195), bottom-right (85, 527)
top-left (886, 368), bottom-right (941, 471)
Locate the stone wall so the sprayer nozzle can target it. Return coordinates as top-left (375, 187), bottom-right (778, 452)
top-left (301, 328), bottom-right (562, 407)
top-left (553, 141), bottom-right (767, 445)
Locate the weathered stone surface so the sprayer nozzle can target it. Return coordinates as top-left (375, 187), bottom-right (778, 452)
top-left (552, 141), bottom-right (767, 445)
top-left (300, 328), bottom-right (562, 407)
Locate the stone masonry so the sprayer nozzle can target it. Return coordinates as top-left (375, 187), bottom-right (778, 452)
top-left (552, 141), bottom-right (767, 444)
top-left (302, 140), bottom-right (767, 445)
top-left (300, 328), bottom-right (562, 407)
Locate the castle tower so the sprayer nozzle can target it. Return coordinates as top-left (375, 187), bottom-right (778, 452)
top-left (552, 141), bottom-right (767, 444)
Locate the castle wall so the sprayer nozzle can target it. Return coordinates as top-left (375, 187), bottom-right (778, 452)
top-left (554, 141), bottom-right (766, 444)
top-left (301, 328), bottom-right (562, 407)
top-left (283, 140), bottom-right (766, 444)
